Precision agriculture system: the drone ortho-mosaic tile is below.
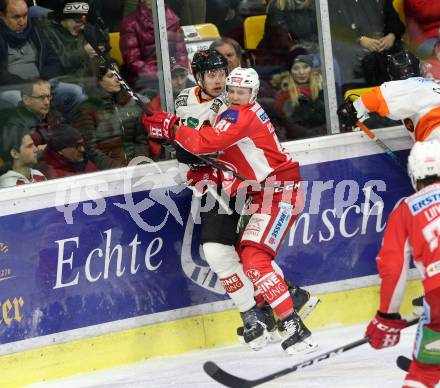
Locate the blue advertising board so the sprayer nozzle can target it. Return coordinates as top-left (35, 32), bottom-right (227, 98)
top-left (0, 149), bottom-right (413, 346)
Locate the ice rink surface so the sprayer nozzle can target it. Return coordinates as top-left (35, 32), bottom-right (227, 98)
top-left (28, 322), bottom-right (417, 388)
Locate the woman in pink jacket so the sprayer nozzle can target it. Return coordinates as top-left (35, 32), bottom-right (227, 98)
top-left (404, 0), bottom-right (440, 79)
top-left (119, 0), bottom-right (188, 90)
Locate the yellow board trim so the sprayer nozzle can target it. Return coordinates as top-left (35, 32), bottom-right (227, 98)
top-left (1, 280), bottom-right (423, 387)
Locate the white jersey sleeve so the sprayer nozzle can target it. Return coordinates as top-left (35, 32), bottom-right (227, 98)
top-left (175, 86), bottom-right (228, 130)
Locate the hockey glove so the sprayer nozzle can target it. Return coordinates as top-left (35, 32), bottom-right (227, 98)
top-left (365, 311), bottom-right (408, 349)
top-left (337, 99), bottom-right (358, 127)
top-left (187, 166), bottom-right (219, 194)
top-left (141, 111), bottom-right (179, 142)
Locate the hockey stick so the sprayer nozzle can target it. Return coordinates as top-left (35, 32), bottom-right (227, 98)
top-left (356, 120), bottom-right (407, 172)
top-left (203, 318), bottom-right (419, 388)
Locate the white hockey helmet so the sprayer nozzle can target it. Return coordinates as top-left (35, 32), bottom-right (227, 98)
top-left (408, 140), bottom-right (440, 190)
top-left (226, 67), bottom-right (260, 104)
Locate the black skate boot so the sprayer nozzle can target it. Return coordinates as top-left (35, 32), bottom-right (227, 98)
top-left (287, 282), bottom-right (320, 321)
top-left (237, 303), bottom-right (282, 344)
top-left (239, 305), bottom-right (270, 350)
top-left (280, 311), bottom-right (318, 355)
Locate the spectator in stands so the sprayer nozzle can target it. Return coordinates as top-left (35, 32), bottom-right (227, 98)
top-left (168, 0), bottom-right (206, 26)
top-left (145, 57), bottom-right (195, 160)
top-left (281, 51), bottom-right (326, 140)
top-left (0, 0), bottom-right (60, 104)
top-left (37, 123), bottom-right (97, 178)
top-left (0, 126), bottom-right (46, 188)
top-left (119, 0), bottom-right (188, 91)
top-left (73, 61), bottom-right (149, 170)
top-left (41, 1), bottom-right (100, 121)
top-left (329, 0), bottom-right (405, 93)
top-left (404, 0), bottom-right (440, 80)
top-left (257, 0), bottom-right (319, 70)
top-left (210, 37), bottom-right (242, 72)
top-left (42, 1), bottom-right (99, 79)
top-left (1, 79), bottom-right (63, 148)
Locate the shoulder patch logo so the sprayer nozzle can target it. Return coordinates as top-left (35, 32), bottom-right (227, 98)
top-left (256, 108), bottom-right (269, 123)
top-left (210, 99), bottom-right (223, 114)
top-left (220, 109), bottom-right (239, 123)
top-left (175, 94), bottom-right (189, 108)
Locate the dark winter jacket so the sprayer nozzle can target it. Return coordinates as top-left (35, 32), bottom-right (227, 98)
top-left (119, 3), bottom-right (187, 84)
top-left (0, 19), bottom-right (61, 86)
top-left (41, 20), bottom-right (90, 79)
top-left (37, 147), bottom-right (97, 179)
top-left (283, 89), bottom-right (326, 140)
top-left (1, 103), bottom-right (64, 146)
top-left (258, 0), bottom-right (319, 55)
top-left (73, 89), bottom-right (149, 170)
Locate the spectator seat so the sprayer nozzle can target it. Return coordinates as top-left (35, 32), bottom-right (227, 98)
top-left (109, 32), bottom-right (123, 65)
top-left (392, 0), bottom-right (406, 24)
top-left (243, 15), bottom-right (267, 50)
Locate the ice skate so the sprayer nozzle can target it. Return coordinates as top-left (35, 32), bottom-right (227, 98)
top-left (288, 283), bottom-right (321, 322)
top-left (280, 311), bottom-right (318, 355)
top-left (239, 306), bottom-right (270, 351)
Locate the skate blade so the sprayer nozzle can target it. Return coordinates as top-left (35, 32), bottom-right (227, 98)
top-left (284, 337), bottom-right (318, 355)
top-left (298, 297), bottom-right (320, 321)
top-left (248, 330), bottom-right (270, 351)
top-left (237, 335), bottom-right (246, 345)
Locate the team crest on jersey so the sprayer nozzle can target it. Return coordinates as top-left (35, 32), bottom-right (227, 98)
top-left (257, 108), bottom-right (269, 123)
top-left (175, 94), bottom-right (189, 108)
top-left (210, 98), bottom-right (223, 114)
top-left (187, 117), bottom-right (200, 128)
top-left (220, 109), bottom-right (239, 123)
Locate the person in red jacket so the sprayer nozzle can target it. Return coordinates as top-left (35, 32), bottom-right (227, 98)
top-left (143, 67), bottom-right (317, 355)
top-left (365, 140), bottom-right (440, 388)
top-left (37, 123), bottom-right (97, 179)
top-left (404, 0), bottom-right (440, 79)
top-left (119, 0), bottom-right (188, 90)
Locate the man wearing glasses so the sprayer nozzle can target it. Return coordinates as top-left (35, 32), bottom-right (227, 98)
top-left (1, 78), bottom-right (63, 147)
top-left (37, 123), bottom-right (97, 179)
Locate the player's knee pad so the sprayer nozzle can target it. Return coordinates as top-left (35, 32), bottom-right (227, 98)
top-left (203, 242), bottom-right (255, 312)
top-left (202, 242), bottom-right (240, 275)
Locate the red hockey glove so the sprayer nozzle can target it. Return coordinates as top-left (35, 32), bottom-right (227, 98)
top-left (141, 111), bottom-right (179, 141)
top-left (365, 311), bottom-right (408, 349)
top-left (186, 167), bottom-right (219, 194)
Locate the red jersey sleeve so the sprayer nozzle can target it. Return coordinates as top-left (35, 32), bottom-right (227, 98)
top-left (376, 201), bottom-right (412, 314)
top-left (175, 109), bottom-right (247, 154)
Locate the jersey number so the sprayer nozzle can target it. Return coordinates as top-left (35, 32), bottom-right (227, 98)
top-left (422, 217), bottom-right (440, 252)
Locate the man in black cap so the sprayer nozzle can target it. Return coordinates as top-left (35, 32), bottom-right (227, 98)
top-left (37, 123), bottom-right (97, 179)
top-left (42, 1), bottom-right (102, 78)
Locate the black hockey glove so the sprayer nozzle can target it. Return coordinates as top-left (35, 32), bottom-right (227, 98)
top-left (337, 99), bottom-right (358, 127)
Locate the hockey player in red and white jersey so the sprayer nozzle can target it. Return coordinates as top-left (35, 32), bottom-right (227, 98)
top-left (365, 140), bottom-right (440, 387)
top-left (143, 66), bottom-right (317, 354)
top-left (338, 51), bottom-right (440, 142)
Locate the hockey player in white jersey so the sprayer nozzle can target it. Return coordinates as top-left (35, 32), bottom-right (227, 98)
top-left (143, 50), bottom-right (318, 351)
top-left (337, 51), bottom-right (440, 142)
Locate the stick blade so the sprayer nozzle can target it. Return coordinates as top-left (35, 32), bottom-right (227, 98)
top-left (396, 355), bottom-right (411, 372)
top-left (203, 361), bottom-right (254, 388)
